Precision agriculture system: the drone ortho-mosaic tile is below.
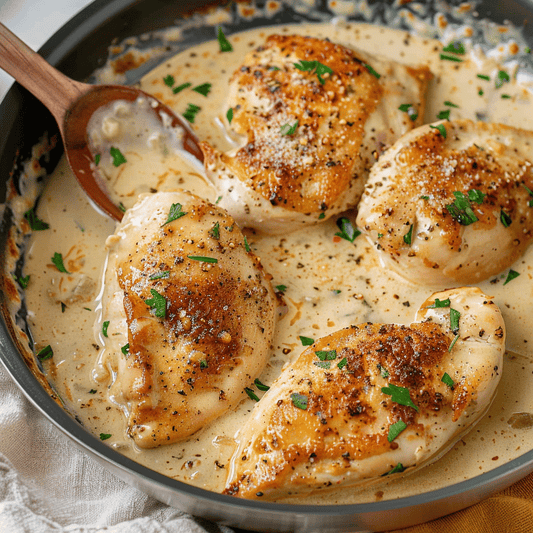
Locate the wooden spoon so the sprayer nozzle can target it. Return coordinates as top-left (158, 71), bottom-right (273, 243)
top-left (0, 22), bottom-right (204, 222)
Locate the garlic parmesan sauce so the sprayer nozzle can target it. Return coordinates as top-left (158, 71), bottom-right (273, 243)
top-left (20, 21), bottom-right (533, 505)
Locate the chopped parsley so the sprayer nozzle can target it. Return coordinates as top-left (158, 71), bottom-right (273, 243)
top-left (315, 350), bottom-right (337, 361)
top-left (183, 103), bottom-right (201, 123)
top-left (364, 63), bottom-right (381, 79)
top-left (440, 53), bottom-right (463, 62)
top-left (37, 345), bottom-right (53, 361)
top-left (468, 189), bottom-right (486, 204)
top-left (427, 297), bottom-right (451, 309)
top-left (244, 235), bottom-right (251, 252)
top-left (377, 364), bottom-right (389, 378)
top-left (314, 360), bottom-right (331, 369)
top-left (293, 60), bottom-right (333, 85)
top-left (501, 94), bottom-right (511, 99)
top-left (217, 27), bottom-right (233, 52)
top-left (420, 195), bottom-right (429, 200)
top-left (89, 389), bottom-right (97, 394)
top-left (226, 108), bottom-right (233, 123)
top-left (145, 289), bottom-right (167, 318)
top-left (121, 344), bottom-right (130, 356)
top-left (500, 209), bottom-right (512, 228)
top-left (245, 387), bottom-right (260, 402)
top-left (162, 203), bottom-right (187, 225)
top-left (280, 120), bottom-right (298, 136)
top-left (24, 207), bottom-right (49, 231)
top-left (275, 284), bottom-right (287, 293)
top-left (94, 153), bottom-right (101, 166)
top-left (429, 123), bottom-right (447, 138)
top-left (200, 360), bottom-right (208, 369)
top-left (102, 320), bottom-right (109, 338)
top-left (254, 378), bottom-right (270, 391)
top-left (445, 191), bottom-right (479, 226)
top-left (187, 255), bottom-right (218, 263)
top-left (335, 217), bottom-right (360, 243)
top-left (16, 274), bottom-right (30, 289)
top-left (173, 82), bottom-right (192, 94)
top-left (299, 336), bottom-right (314, 346)
top-left (337, 357), bottom-right (348, 370)
top-left (110, 146), bottom-right (127, 167)
top-left (119, 202), bottom-right (126, 213)
top-left (192, 82), bottom-right (212, 97)
top-left (444, 100), bottom-right (459, 108)
top-left (149, 271), bottom-right (170, 280)
top-left (437, 109), bottom-right (450, 120)
top-left (403, 224), bottom-right (414, 245)
top-left (387, 420), bottom-right (407, 442)
top-left (398, 103), bottom-right (418, 121)
top-left (495, 70), bottom-right (510, 89)
top-left (442, 41), bottom-right (466, 55)
top-left (290, 392), bottom-right (308, 410)
top-left (51, 252), bottom-right (69, 273)
top-left (381, 383), bottom-right (419, 411)
top-left (99, 433), bottom-right (112, 441)
top-left (521, 183), bottom-right (533, 206)
top-left (383, 463), bottom-right (405, 476)
top-left (442, 372), bottom-right (455, 388)
top-left (450, 308), bottom-right (461, 334)
top-left (477, 74), bottom-right (490, 81)
top-left (448, 334), bottom-right (460, 352)
top-left (163, 74), bottom-right (175, 87)
top-left (504, 269), bottom-right (520, 285)
top-left (209, 222), bottom-right (220, 239)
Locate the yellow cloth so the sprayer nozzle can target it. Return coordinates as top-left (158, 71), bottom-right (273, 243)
top-left (393, 471), bottom-right (533, 533)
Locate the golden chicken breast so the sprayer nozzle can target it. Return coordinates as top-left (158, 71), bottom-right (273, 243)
top-left (223, 287), bottom-right (505, 500)
top-left (356, 119), bottom-right (533, 285)
top-left (202, 34), bottom-right (431, 233)
top-left (95, 191), bottom-right (277, 448)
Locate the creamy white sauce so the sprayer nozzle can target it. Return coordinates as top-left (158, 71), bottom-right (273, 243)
top-left (17, 21), bottom-right (533, 505)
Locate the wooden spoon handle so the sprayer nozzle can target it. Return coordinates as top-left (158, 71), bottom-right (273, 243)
top-left (0, 22), bottom-right (89, 129)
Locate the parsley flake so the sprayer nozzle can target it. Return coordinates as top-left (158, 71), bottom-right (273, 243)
top-left (388, 420), bottom-right (407, 442)
top-left (504, 269), bottom-right (520, 285)
top-left (293, 60), bottom-right (333, 85)
top-left (446, 191), bottom-right (478, 225)
top-left (437, 109), bottom-right (450, 120)
top-left (121, 344), bottom-right (130, 356)
top-left (377, 364), bottom-right (389, 378)
top-left (443, 41), bottom-right (466, 55)
top-left (450, 308), bottom-right (461, 334)
top-left (245, 387), bottom-right (259, 402)
top-left (146, 289), bottom-right (166, 318)
top-left (430, 123), bottom-right (447, 138)
top-left (173, 82), bottom-right (192, 94)
top-left (442, 372), bottom-right (455, 388)
top-left (16, 275), bottom-right (30, 289)
top-left (364, 63), bottom-right (381, 79)
top-left (291, 392), bottom-right (308, 410)
top-left (254, 378), bottom-right (270, 391)
top-left (398, 103), bottom-right (418, 121)
top-left (226, 108), bottom-right (233, 123)
top-left (381, 383), bottom-right (419, 411)
top-left (403, 224), bottom-right (414, 245)
top-left (163, 74), bottom-right (175, 87)
top-left (335, 217), bottom-right (360, 243)
top-left (275, 284), bottom-right (287, 293)
top-left (477, 74), bottom-right (490, 81)
top-left (183, 103), bottom-right (201, 123)
top-left (444, 100), bottom-right (459, 108)
top-left (51, 252), bottom-right (69, 273)
top-left (299, 336), bottom-right (314, 346)
top-left (94, 153), bottom-right (101, 166)
top-left (99, 433), bottom-right (112, 441)
top-left (280, 120), bottom-right (298, 136)
top-left (162, 203), bottom-right (187, 226)
top-left (495, 70), bottom-right (510, 89)
top-left (337, 357), bottom-right (348, 370)
top-left (440, 53), bottom-right (463, 62)
top-left (37, 345), bottom-right (53, 361)
top-left (468, 189), bottom-right (486, 204)
top-left (217, 27), bottom-right (233, 52)
top-left (102, 321), bottom-right (109, 338)
top-left (427, 298), bottom-right (451, 309)
top-left (448, 334), bottom-right (460, 352)
top-left (500, 209), bottom-right (512, 228)
top-left (315, 350), bottom-right (337, 361)
top-left (149, 271), bottom-right (170, 280)
top-left (24, 207), bottom-right (49, 231)
top-left (110, 147), bottom-right (127, 167)
top-left (383, 463), bottom-right (405, 476)
top-left (521, 183), bottom-right (533, 206)
top-left (188, 255), bottom-right (218, 263)
top-left (192, 82), bottom-right (212, 97)
top-left (200, 360), bottom-right (208, 369)
top-left (244, 235), bottom-right (251, 252)
top-left (210, 222), bottom-right (220, 239)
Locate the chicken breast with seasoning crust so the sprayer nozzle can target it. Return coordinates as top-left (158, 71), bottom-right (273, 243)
top-left (356, 119), bottom-right (533, 285)
top-left (94, 191), bottom-right (277, 448)
top-left (223, 287), bottom-right (505, 500)
top-left (202, 34), bottom-right (431, 233)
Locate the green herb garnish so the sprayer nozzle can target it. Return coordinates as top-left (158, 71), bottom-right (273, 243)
top-left (450, 308), bottom-right (460, 334)
top-left (299, 336), bottom-right (314, 346)
top-left (275, 284), bottom-right (287, 293)
top-left (381, 383), bottom-right (419, 411)
top-left (245, 387), bottom-right (259, 402)
top-left (110, 147), bottom-right (127, 167)
top-left (192, 83), bottom-right (212, 97)
top-left (290, 392), bottom-right (308, 410)
top-left (102, 321), bottom-right (109, 338)
top-left (315, 350), bottom-right (337, 361)
top-left (430, 123), bottom-right (447, 138)
top-left (226, 108), bottom-right (233, 123)
top-left (504, 269), bottom-right (520, 285)
top-left (398, 103), bottom-right (418, 121)
top-left (163, 74), bottom-right (175, 87)
top-left (427, 298), bottom-right (451, 309)
top-left (173, 82), bottom-right (192, 94)
top-left (217, 27), bottom-right (233, 52)
top-left (377, 364), bottom-right (389, 378)
top-left (445, 191), bottom-right (478, 225)
top-left (280, 120), bottom-right (298, 136)
top-left (477, 74), bottom-right (490, 81)
top-left (335, 217), bottom-right (360, 243)
top-left (437, 109), bottom-right (450, 120)
top-left (440, 53), bottom-right (463, 62)
top-left (149, 271), bottom-right (170, 280)
top-left (448, 334), bottom-right (460, 352)
top-left (383, 463), bottom-right (405, 476)
top-left (293, 60), bottom-right (333, 85)
top-left (187, 255), bottom-right (218, 263)
top-left (254, 378), bottom-right (270, 391)
top-left (337, 357), bottom-right (348, 370)
top-left (443, 41), bottom-right (466, 55)
top-left (468, 189), bottom-right (486, 204)
top-left (16, 275), bottom-right (30, 289)
top-left (495, 70), bottom-right (510, 89)
top-left (209, 222), bottom-right (220, 239)
top-left (500, 209), bottom-right (512, 227)
top-left (146, 289), bottom-right (166, 318)
top-left (442, 372), bottom-right (455, 388)
top-left (51, 252), bottom-right (69, 273)
top-left (444, 100), bottom-right (459, 108)
top-left (99, 433), bottom-right (112, 441)
top-left (200, 360), bottom-right (208, 369)
top-left (162, 203), bottom-right (187, 225)
top-left (244, 235), bottom-right (251, 252)
top-left (183, 103), bottom-right (201, 123)
top-left (37, 345), bottom-right (53, 361)
top-left (403, 224), bottom-right (414, 245)
top-left (94, 153), bottom-right (101, 166)
top-left (24, 207), bottom-right (49, 231)
top-left (121, 344), bottom-right (130, 356)
top-left (387, 420), bottom-right (407, 442)
top-left (364, 63), bottom-right (381, 79)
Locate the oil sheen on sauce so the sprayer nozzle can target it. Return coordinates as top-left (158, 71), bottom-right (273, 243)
top-left (21, 22), bottom-right (533, 505)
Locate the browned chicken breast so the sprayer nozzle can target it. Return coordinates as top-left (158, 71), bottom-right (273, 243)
top-left (95, 191), bottom-right (277, 448)
top-left (202, 34), bottom-right (431, 233)
top-left (356, 119), bottom-right (533, 285)
top-left (223, 287), bottom-right (505, 500)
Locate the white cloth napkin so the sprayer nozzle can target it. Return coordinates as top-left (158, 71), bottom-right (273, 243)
top-left (0, 364), bottom-right (237, 533)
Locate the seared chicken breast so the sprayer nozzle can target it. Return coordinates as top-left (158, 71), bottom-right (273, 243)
top-left (223, 287), bottom-right (505, 500)
top-left (95, 191), bottom-right (277, 448)
top-left (202, 34), bottom-right (431, 233)
top-left (356, 119), bottom-right (533, 285)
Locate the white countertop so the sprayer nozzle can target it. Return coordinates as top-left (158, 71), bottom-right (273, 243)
top-left (0, 0), bottom-right (94, 100)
